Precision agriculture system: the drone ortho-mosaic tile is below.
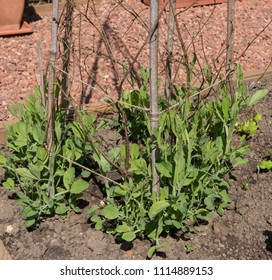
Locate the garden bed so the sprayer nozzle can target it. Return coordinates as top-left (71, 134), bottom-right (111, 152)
top-left (0, 76), bottom-right (272, 260)
top-left (0, 0), bottom-right (272, 260)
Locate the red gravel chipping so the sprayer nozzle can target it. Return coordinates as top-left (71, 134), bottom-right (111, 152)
top-left (0, 0), bottom-right (271, 120)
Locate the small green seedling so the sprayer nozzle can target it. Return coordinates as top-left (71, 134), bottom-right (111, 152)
top-left (257, 150), bottom-right (272, 172)
top-left (241, 182), bottom-right (249, 191)
top-left (237, 113), bottom-right (262, 138)
top-left (257, 160), bottom-right (272, 172)
top-left (185, 242), bottom-right (195, 253)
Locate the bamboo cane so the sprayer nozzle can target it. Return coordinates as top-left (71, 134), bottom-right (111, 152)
top-left (149, 0), bottom-right (160, 196)
top-left (0, 239), bottom-right (12, 260)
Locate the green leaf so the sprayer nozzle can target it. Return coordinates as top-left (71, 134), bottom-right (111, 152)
top-left (70, 179), bottom-right (89, 194)
top-left (183, 171), bottom-right (197, 186)
top-left (63, 139), bottom-right (75, 160)
top-left (221, 95), bottom-right (230, 121)
top-left (32, 125), bottom-right (43, 143)
top-left (113, 186), bottom-right (128, 196)
top-left (55, 169), bottom-right (65, 177)
top-left (203, 64), bottom-right (212, 85)
top-left (24, 218), bottom-right (36, 228)
top-left (81, 170), bottom-right (91, 178)
top-left (55, 119), bottom-right (62, 143)
top-left (130, 143), bottom-right (140, 160)
top-left (71, 122), bottom-right (85, 141)
top-left (87, 205), bottom-right (100, 215)
top-left (29, 163), bottom-right (41, 179)
top-left (122, 231), bottom-right (136, 242)
top-left (96, 119), bottom-right (110, 130)
top-left (82, 114), bottom-right (96, 132)
top-left (71, 205), bottom-right (82, 213)
top-left (116, 224), bottom-right (130, 233)
top-left (3, 178), bottom-right (15, 190)
top-left (91, 215), bottom-right (102, 223)
top-left (172, 220), bottom-right (182, 229)
top-left (16, 193), bottom-right (30, 206)
top-left (47, 198), bottom-right (54, 208)
top-left (248, 89), bottom-right (268, 106)
top-left (233, 156), bottom-right (248, 167)
top-left (107, 147), bottom-right (121, 161)
top-left (173, 143), bottom-right (186, 185)
top-left (120, 145), bottom-right (126, 160)
top-left (103, 205), bottom-right (119, 220)
top-left (185, 242), bottom-right (195, 253)
top-left (55, 203), bottom-right (68, 215)
top-left (63, 167), bottom-right (75, 189)
top-left (148, 200), bottom-right (170, 220)
top-left (129, 158), bottom-right (147, 175)
top-left (146, 220), bottom-right (163, 240)
top-left (204, 196), bottom-right (215, 210)
top-left (254, 113), bottom-right (262, 121)
top-left (15, 168), bottom-right (38, 180)
top-left (33, 86), bottom-right (41, 96)
top-left (258, 160), bottom-right (272, 171)
top-left (36, 147), bottom-right (47, 161)
top-left (40, 191), bottom-right (49, 205)
top-left (21, 205), bottom-right (38, 219)
top-left (217, 207), bottom-right (225, 216)
top-left (238, 119), bottom-right (259, 137)
top-left (0, 152), bottom-right (6, 165)
top-left (95, 221), bottom-right (103, 231)
top-left (14, 122), bottom-right (27, 139)
top-left (147, 245), bottom-right (156, 259)
top-left (158, 243), bottom-right (171, 250)
top-left (132, 192), bottom-right (141, 198)
top-left (97, 154), bottom-right (111, 174)
top-left (155, 162), bottom-right (172, 178)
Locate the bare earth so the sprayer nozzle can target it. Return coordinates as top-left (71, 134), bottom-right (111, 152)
top-left (0, 0), bottom-right (272, 259)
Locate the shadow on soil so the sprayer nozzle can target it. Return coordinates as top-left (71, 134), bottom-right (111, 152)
top-left (263, 230), bottom-right (272, 253)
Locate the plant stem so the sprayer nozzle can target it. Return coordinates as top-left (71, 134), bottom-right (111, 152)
top-left (36, 39), bottom-right (46, 107)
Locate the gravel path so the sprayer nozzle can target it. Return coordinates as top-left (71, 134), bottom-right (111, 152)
top-left (0, 0), bottom-right (271, 120)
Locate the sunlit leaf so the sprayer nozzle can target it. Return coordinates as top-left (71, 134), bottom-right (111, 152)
top-left (103, 205), bottom-right (119, 220)
top-left (63, 167), bottom-right (75, 189)
top-left (148, 200), bottom-right (170, 220)
top-left (70, 179), bottom-right (89, 194)
top-left (155, 162), bottom-right (172, 178)
top-left (122, 231), bottom-right (136, 242)
top-left (15, 168), bottom-right (38, 180)
top-left (248, 89), bottom-right (268, 106)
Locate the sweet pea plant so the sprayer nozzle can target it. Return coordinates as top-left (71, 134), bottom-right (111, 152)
top-left (0, 65), bottom-right (267, 257)
top-left (0, 86), bottom-right (94, 228)
top-left (86, 65), bottom-right (267, 257)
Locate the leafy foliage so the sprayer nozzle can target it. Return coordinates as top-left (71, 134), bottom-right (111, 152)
top-left (258, 160), bottom-right (272, 172)
top-left (87, 65), bottom-right (262, 256)
top-left (257, 150), bottom-right (272, 172)
top-left (237, 113), bottom-right (262, 138)
top-left (0, 65), bottom-right (267, 257)
top-left (0, 89), bottom-right (93, 228)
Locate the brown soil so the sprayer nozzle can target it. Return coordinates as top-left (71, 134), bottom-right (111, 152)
top-left (0, 0), bottom-right (272, 260)
top-left (0, 77), bottom-right (272, 260)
